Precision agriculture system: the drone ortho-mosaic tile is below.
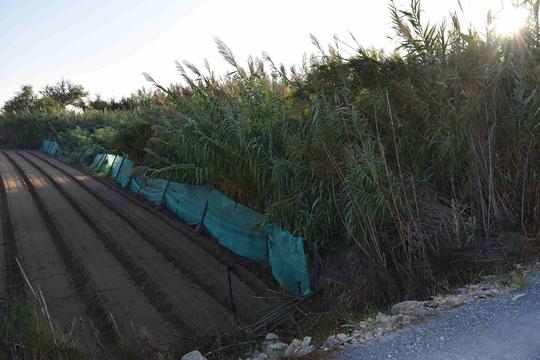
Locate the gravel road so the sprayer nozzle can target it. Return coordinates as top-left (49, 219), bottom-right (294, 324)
top-left (338, 271), bottom-right (540, 360)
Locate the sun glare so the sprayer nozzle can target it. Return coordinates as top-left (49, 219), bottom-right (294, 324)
top-left (493, 5), bottom-right (529, 36)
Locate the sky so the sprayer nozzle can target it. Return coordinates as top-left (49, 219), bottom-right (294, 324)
top-left (0, 0), bottom-right (526, 106)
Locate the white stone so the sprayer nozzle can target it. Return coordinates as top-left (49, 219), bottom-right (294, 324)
top-left (358, 321), bottom-right (369, 329)
top-left (265, 333), bottom-right (279, 341)
top-left (322, 335), bottom-right (337, 348)
top-left (391, 300), bottom-right (419, 315)
top-left (266, 342), bottom-right (288, 359)
top-left (284, 339), bottom-right (301, 357)
top-left (262, 333), bottom-right (280, 353)
top-left (181, 350), bottom-right (207, 360)
top-left (297, 345), bottom-right (315, 356)
top-left (442, 295), bottom-right (466, 307)
top-left (326, 335), bottom-right (336, 343)
top-left (336, 333), bottom-right (348, 342)
top-left (253, 352), bottom-right (269, 360)
top-left (376, 312), bottom-right (393, 323)
top-left (455, 287), bottom-right (468, 295)
top-left (300, 336), bottom-right (312, 349)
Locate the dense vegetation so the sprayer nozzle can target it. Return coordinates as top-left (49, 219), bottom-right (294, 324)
top-left (1, 0), bottom-right (539, 313)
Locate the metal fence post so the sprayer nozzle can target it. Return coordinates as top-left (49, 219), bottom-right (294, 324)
top-left (227, 265), bottom-right (239, 325)
top-left (106, 154), bottom-right (118, 178)
top-left (195, 189), bottom-right (211, 233)
top-left (266, 233), bottom-right (270, 263)
top-left (159, 178), bottom-right (171, 205)
top-left (96, 153), bottom-right (106, 170)
top-left (137, 173), bottom-right (147, 195)
top-left (114, 156), bottom-right (126, 181)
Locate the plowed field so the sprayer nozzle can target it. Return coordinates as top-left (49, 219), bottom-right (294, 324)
top-left (0, 150), bottom-right (276, 352)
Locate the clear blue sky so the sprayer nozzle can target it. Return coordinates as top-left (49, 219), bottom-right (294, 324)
top-left (0, 0), bottom-right (200, 103)
top-left (0, 0), bottom-right (521, 106)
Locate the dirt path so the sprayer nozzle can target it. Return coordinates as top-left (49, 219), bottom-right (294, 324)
top-left (28, 151), bottom-right (275, 321)
top-left (3, 151), bottom-right (178, 347)
top-left (0, 152), bottom-right (85, 328)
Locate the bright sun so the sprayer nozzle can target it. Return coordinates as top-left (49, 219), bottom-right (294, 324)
top-left (493, 5), bottom-right (529, 35)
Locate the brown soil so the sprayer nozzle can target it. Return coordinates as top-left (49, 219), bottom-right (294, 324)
top-left (0, 150), bottom-right (280, 353)
top-left (29, 151), bottom-right (278, 308)
top-left (0, 152), bottom-right (85, 327)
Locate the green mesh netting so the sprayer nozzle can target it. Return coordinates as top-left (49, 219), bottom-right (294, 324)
top-left (42, 140), bottom-right (51, 152)
top-left (110, 156), bottom-right (124, 179)
top-left (42, 139), bottom-right (60, 156)
top-left (86, 152), bottom-right (311, 295)
top-left (135, 177), bottom-right (168, 205)
top-left (127, 175), bottom-right (164, 203)
top-left (98, 154), bottom-right (116, 173)
top-left (50, 141), bottom-right (60, 155)
top-left (128, 174), bottom-right (142, 192)
top-left (165, 183), bottom-right (211, 225)
top-left (202, 190), bottom-right (268, 262)
top-left (115, 157), bottom-right (134, 188)
top-left (91, 153), bottom-right (106, 168)
top-left (267, 224), bottom-right (311, 295)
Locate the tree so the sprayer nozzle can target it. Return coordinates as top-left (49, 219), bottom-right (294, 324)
top-left (2, 85), bottom-right (38, 113)
top-left (40, 79), bottom-right (88, 109)
top-left (88, 95), bottom-right (109, 111)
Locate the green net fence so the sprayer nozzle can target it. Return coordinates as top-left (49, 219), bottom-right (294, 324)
top-left (165, 183), bottom-right (211, 225)
top-left (41, 139), bottom-right (61, 156)
top-left (103, 155), bottom-right (311, 295)
top-left (129, 176), bottom-right (169, 205)
top-left (202, 190), bottom-right (268, 262)
top-left (116, 158), bottom-right (134, 188)
top-left (40, 143), bottom-right (311, 295)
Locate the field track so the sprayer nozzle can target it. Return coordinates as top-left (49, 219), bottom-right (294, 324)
top-left (0, 150), bottom-right (277, 350)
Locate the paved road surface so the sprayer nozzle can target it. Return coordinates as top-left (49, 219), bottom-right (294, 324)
top-left (338, 271), bottom-right (540, 360)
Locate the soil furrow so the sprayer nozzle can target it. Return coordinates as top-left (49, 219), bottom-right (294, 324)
top-left (2, 151), bottom-right (118, 348)
top-left (0, 152), bottom-right (86, 330)
top-left (70, 151), bottom-right (275, 301)
top-left (0, 155), bottom-right (25, 298)
top-left (31, 151), bottom-right (275, 295)
top-left (29, 151), bottom-right (276, 318)
top-left (0, 173), bottom-right (5, 297)
top-left (19, 151), bottom-right (239, 330)
top-left (89, 169), bottom-right (277, 296)
top-left (36, 156), bottom-right (252, 319)
top-left (5, 152), bottom-right (178, 348)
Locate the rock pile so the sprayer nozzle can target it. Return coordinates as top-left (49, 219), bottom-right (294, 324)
top-left (181, 350), bottom-right (207, 360)
top-left (246, 333), bottom-right (315, 360)
top-left (181, 275), bottom-right (516, 359)
top-left (319, 277), bottom-right (510, 351)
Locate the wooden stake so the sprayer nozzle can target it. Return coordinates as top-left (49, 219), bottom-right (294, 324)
top-left (15, 257), bottom-right (36, 299)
